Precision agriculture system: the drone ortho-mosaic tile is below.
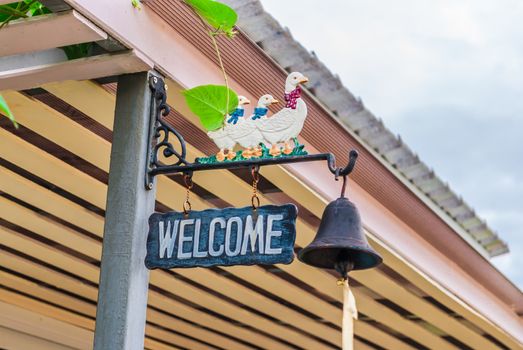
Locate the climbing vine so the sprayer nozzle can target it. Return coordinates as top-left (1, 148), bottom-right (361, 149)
top-left (181, 0), bottom-right (239, 131)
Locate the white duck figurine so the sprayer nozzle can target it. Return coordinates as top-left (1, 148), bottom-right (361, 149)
top-left (207, 95), bottom-right (250, 161)
top-left (227, 94), bottom-right (279, 159)
top-left (256, 72), bottom-right (309, 156)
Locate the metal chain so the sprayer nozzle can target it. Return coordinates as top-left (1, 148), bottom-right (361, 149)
top-left (251, 166), bottom-right (260, 210)
top-left (183, 173), bottom-right (193, 215)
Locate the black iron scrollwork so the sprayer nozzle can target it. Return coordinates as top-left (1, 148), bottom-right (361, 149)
top-left (146, 75), bottom-right (190, 189)
top-left (145, 75), bottom-right (359, 190)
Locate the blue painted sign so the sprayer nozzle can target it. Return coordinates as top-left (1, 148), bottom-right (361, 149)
top-left (145, 204), bottom-right (298, 269)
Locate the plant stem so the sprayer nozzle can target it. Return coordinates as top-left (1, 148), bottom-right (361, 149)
top-left (191, 10), bottom-right (231, 116)
top-left (0, 7), bottom-right (28, 17)
top-left (209, 30), bottom-right (230, 114)
top-left (0, 14), bottom-right (14, 29)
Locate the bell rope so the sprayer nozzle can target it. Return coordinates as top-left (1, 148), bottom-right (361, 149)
top-left (339, 278), bottom-right (358, 350)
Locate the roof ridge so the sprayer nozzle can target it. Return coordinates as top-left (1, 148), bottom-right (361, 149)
top-left (223, 0), bottom-right (508, 257)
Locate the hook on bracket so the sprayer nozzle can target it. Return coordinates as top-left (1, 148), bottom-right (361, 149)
top-left (328, 150), bottom-right (358, 180)
top-left (327, 150), bottom-right (358, 198)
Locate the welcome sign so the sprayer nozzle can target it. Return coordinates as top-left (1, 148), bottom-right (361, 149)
top-left (145, 204), bottom-right (298, 269)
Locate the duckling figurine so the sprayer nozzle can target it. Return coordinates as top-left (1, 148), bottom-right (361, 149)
top-left (227, 95), bottom-right (250, 124)
top-left (227, 94), bottom-right (279, 159)
top-left (251, 102), bottom-right (271, 120)
top-left (256, 72), bottom-right (309, 156)
top-left (207, 96), bottom-right (250, 161)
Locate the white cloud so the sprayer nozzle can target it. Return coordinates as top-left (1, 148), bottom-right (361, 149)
top-left (262, 0), bottom-right (523, 118)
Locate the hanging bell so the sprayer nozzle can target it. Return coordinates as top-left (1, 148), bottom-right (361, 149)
top-left (298, 185), bottom-right (382, 277)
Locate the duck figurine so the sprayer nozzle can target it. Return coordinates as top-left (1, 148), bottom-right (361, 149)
top-left (256, 72), bottom-right (309, 156)
top-left (207, 95), bottom-right (250, 161)
top-left (227, 94), bottom-right (279, 159)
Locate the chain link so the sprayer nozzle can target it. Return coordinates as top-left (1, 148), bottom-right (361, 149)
top-left (251, 166), bottom-right (260, 210)
top-left (183, 173), bottom-right (193, 215)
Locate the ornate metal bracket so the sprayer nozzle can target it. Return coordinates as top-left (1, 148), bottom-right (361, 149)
top-left (145, 76), bottom-right (359, 190)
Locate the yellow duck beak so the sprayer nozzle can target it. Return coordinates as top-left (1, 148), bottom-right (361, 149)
top-left (298, 76), bottom-right (309, 84)
top-left (243, 99), bottom-right (251, 105)
top-left (271, 99), bottom-right (279, 105)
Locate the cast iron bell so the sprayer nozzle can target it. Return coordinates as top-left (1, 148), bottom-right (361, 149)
top-left (298, 151), bottom-right (382, 277)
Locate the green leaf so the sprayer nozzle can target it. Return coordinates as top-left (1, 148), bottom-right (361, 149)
top-left (26, 1), bottom-right (49, 16)
top-left (60, 43), bottom-right (92, 60)
top-left (182, 85), bottom-right (238, 131)
top-left (184, 0), bottom-right (237, 35)
top-left (0, 94), bottom-right (18, 128)
top-left (131, 0), bottom-right (141, 10)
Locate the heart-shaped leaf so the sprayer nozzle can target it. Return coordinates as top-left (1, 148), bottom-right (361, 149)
top-left (183, 85), bottom-right (238, 131)
top-left (0, 94), bottom-right (18, 128)
top-left (184, 0), bottom-right (237, 35)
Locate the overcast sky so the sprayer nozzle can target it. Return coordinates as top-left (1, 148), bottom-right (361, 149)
top-left (261, 0), bottom-right (523, 289)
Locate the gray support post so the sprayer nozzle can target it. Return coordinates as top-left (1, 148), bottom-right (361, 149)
top-left (94, 71), bottom-right (157, 350)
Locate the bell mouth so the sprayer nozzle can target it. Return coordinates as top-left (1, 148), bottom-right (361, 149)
top-left (298, 245), bottom-right (382, 271)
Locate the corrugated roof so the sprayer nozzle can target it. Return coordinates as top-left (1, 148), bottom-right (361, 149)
top-left (223, 0), bottom-right (508, 257)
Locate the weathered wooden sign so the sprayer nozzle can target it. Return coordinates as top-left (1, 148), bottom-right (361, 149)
top-left (145, 204), bottom-right (298, 269)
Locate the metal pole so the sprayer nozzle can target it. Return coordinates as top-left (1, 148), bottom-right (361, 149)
top-left (94, 71), bottom-right (157, 350)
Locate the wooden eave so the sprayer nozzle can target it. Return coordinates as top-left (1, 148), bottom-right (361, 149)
top-left (0, 0), bottom-right (522, 349)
